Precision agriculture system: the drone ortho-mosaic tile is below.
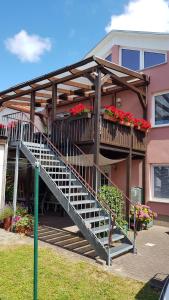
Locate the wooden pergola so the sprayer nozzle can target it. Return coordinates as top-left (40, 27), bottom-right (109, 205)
top-left (0, 55), bottom-right (149, 200)
top-left (0, 55), bottom-right (149, 115)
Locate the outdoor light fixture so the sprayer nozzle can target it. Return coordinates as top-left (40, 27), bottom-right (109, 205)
top-left (116, 97), bottom-right (122, 108)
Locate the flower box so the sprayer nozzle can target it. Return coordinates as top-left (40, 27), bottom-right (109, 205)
top-left (68, 112), bottom-right (92, 121)
top-left (103, 114), bottom-right (133, 127)
top-left (103, 114), bottom-right (117, 123)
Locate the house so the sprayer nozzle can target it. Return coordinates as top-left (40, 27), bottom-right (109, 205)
top-left (85, 30), bottom-right (169, 225)
top-left (0, 30), bottom-right (167, 264)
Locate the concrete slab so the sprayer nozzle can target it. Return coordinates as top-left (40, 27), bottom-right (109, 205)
top-left (110, 225), bottom-right (169, 282)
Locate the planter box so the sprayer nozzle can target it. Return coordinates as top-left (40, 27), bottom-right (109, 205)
top-left (144, 219), bottom-right (153, 229)
top-left (68, 112), bottom-right (92, 121)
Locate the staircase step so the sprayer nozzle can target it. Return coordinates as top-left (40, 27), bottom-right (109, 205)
top-left (91, 225), bottom-right (109, 234)
top-left (40, 159), bottom-right (59, 162)
top-left (48, 172), bottom-right (69, 175)
top-left (24, 142), bottom-right (46, 148)
top-left (71, 200), bottom-right (96, 205)
top-left (65, 192), bottom-right (88, 197)
top-left (85, 216), bottom-right (109, 224)
top-left (53, 178), bottom-right (76, 182)
top-left (33, 153), bottom-right (55, 157)
top-left (59, 185), bottom-right (82, 189)
top-left (109, 243), bottom-right (133, 258)
top-left (99, 234), bottom-right (125, 245)
top-left (29, 148), bottom-right (51, 152)
top-left (77, 207), bottom-right (101, 214)
top-left (42, 165), bottom-right (66, 169)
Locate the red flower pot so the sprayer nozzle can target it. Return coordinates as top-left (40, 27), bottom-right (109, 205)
top-left (3, 217), bottom-right (12, 231)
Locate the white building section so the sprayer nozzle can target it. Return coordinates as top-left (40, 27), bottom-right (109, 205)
top-left (0, 140), bottom-right (8, 209)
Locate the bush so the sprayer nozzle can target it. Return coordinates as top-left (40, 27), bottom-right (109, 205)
top-left (98, 185), bottom-right (127, 230)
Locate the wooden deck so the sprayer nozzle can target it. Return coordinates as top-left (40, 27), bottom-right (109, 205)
top-left (52, 114), bottom-right (146, 153)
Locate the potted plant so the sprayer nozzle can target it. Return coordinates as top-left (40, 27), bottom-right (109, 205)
top-left (69, 103), bottom-right (93, 118)
top-left (0, 205), bottom-right (14, 231)
top-left (15, 214), bottom-right (34, 235)
top-left (130, 204), bottom-right (157, 230)
top-left (134, 118), bottom-right (151, 132)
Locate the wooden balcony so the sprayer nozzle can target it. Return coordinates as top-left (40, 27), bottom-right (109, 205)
top-left (52, 114), bottom-right (146, 153)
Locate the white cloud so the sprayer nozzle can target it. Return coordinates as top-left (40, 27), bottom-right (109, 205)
top-left (5, 30), bottom-right (52, 63)
top-left (105, 0), bottom-right (169, 33)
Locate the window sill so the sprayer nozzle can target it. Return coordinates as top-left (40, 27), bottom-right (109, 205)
top-left (151, 124), bottom-right (169, 129)
top-left (149, 199), bottom-right (169, 204)
top-left (139, 61), bottom-right (167, 72)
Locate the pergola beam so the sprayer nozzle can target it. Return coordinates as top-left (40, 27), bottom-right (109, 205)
top-left (0, 56), bottom-right (94, 96)
top-left (101, 66), bottom-right (147, 109)
top-left (0, 67), bottom-right (96, 104)
top-left (94, 56), bottom-right (148, 81)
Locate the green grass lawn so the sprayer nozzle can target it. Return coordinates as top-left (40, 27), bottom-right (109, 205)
top-left (0, 245), bottom-right (159, 300)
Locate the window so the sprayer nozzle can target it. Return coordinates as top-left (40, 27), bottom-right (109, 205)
top-left (101, 172), bottom-right (109, 186)
top-left (154, 92), bottom-right (169, 126)
top-left (153, 165), bottom-right (169, 201)
top-left (105, 54), bottom-right (112, 62)
top-left (120, 48), bottom-right (166, 71)
top-left (121, 49), bottom-right (140, 71)
top-left (144, 51), bottom-right (166, 68)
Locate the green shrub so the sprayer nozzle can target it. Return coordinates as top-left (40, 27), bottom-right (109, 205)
top-left (98, 185), bottom-right (127, 230)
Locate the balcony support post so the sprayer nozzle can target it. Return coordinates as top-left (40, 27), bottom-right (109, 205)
top-left (142, 157), bottom-right (146, 204)
top-left (126, 127), bottom-right (133, 217)
top-left (51, 83), bottom-right (57, 142)
top-left (93, 67), bottom-right (102, 193)
top-left (30, 91), bottom-right (35, 135)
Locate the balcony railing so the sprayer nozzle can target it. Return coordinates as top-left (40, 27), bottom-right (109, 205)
top-left (52, 114), bottom-right (146, 152)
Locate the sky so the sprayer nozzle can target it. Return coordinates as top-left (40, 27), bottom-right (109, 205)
top-left (1, 0), bottom-right (169, 91)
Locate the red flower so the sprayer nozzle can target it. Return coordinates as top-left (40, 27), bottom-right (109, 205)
top-left (70, 104), bottom-right (93, 116)
top-left (104, 106), bottom-right (151, 131)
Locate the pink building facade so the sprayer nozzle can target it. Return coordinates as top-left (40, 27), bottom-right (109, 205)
top-left (85, 30), bottom-right (169, 222)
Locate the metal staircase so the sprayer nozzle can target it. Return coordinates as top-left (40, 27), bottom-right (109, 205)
top-left (3, 112), bottom-right (136, 265)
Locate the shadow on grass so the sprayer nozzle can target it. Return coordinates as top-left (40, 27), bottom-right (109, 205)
top-left (135, 273), bottom-right (169, 300)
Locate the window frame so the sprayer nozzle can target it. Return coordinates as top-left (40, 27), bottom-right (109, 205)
top-left (119, 46), bottom-right (167, 71)
top-left (104, 51), bottom-right (112, 62)
top-left (152, 91), bottom-right (169, 128)
top-left (120, 48), bottom-right (141, 71)
top-left (144, 51), bottom-right (167, 69)
top-left (151, 164), bottom-right (169, 203)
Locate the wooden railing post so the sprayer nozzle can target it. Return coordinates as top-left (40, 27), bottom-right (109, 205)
top-left (93, 68), bottom-right (102, 193)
